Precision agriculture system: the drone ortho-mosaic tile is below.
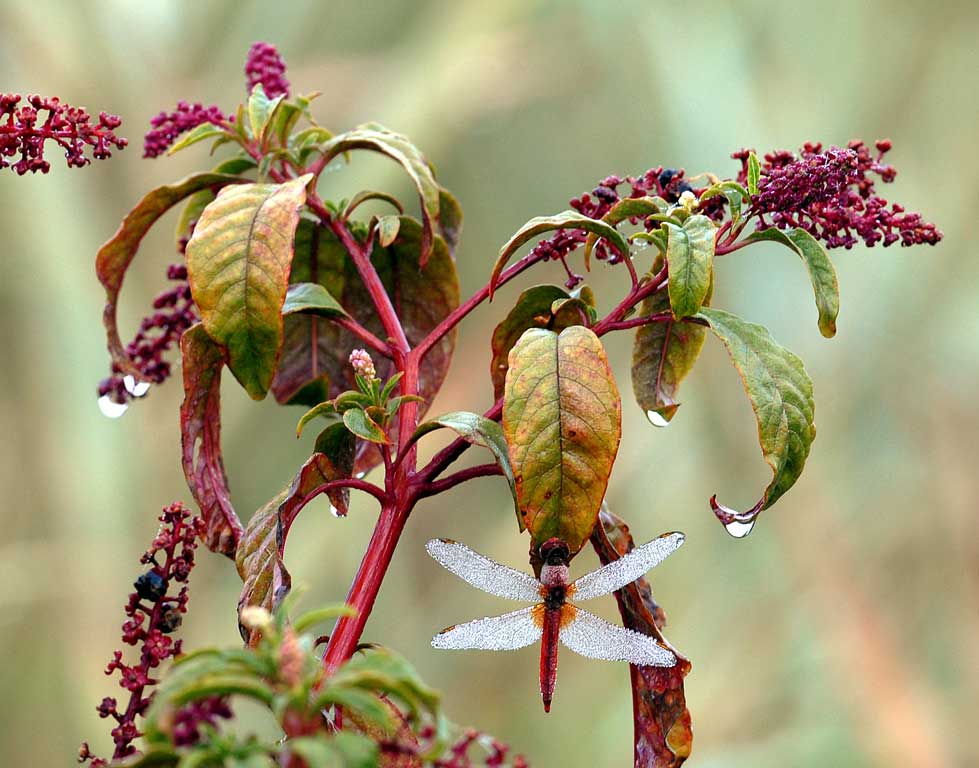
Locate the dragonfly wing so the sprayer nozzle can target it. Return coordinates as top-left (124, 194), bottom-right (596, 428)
top-left (560, 607), bottom-right (676, 667)
top-left (571, 532), bottom-right (684, 601)
top-left (432, 606), bottom-right (543, 651)
top-left (426, 539), bottom-right (541, 601)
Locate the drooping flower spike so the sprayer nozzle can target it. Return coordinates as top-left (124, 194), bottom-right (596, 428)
top-left (426, 533), bottom-right (684, 712)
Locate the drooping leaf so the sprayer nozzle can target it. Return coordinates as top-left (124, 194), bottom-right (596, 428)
top-left (696, 307), bottom-right (816, 518)
top-left (503, 326), bottom-right (622, 554)
top-left (179, 324), bottom-right (242, 557)
top-left (282, 282), bottom-right (348, 318)
top-left (411, 412), bottom-right (517, 516)
top-left (489, 211), bottom-right (631, 298)
top-left (437, 186), bottom-right (463, 256)
top-left (743, 226), bottom-right (840, 338)
top-left (584, 196), bottom-right (666, 268)
top-left (665, 215), bottom-right (715, 320)
top-left (591, 506), bottom-right (692, 768)
top-left (316, 124), bottom-right (442, 266)
top-left (632, 260), bottom-right (711, 424)
top-left (271, 216), bottom-right (459, 471)
top-left (343, 190), bottom-right (405, 219)
top-left (376, 214), bottom-right (400, 247)
top-left (96, 172), bottom-right (248, 377)
top-left (186, 175), bottom-right (312, 399)
top-left (236, 423), bottom-right (355, 627)
top-left (490, 284), bottom-right (570, 399)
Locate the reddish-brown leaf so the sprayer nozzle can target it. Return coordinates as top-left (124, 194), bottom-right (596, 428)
top-left (591, 507), bottom-right (692, 768)
top-left (179, 324), bottom-right (242, 557)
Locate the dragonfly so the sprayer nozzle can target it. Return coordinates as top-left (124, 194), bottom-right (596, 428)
top-left (426, 532), bottom-right (684, 712)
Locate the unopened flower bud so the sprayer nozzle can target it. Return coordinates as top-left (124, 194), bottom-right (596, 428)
top-left (348, 349), bottom-right (376, 379)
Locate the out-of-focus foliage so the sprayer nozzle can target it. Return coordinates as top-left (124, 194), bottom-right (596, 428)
top-left (0, 2), bottom-right (975, 766)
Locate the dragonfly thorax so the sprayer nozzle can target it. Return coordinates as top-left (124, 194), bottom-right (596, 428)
top-left (540, 563), bottom-right (570, 589)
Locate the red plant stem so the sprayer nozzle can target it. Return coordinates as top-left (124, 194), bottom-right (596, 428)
top-left (418, 462), bottom-right (501, 497)
top-left (321, 500), bottom-right (412, 675)
top-left (333, 316), bottom-right (394, 358)
top-left (601, 311), bottom-right (673, 332)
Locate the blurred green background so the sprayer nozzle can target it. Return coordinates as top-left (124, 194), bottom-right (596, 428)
top-left (1, 1), bottom-right (976, 765)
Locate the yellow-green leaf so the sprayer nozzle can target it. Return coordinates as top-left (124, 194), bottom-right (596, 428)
top-left (186, 175), bottom-right (311, 399)
top-left (503, 326), bottom-right (622, 554)
top-left (696, 307), bottom-right (816, 517)
top-left (666, 215), bottom-right (715, 320)
top-left (282, 282), bottom-right (348, 318)
top-left (743, 226), bottom-right (840, 338)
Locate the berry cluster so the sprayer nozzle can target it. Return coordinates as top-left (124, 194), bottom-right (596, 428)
top-left (735, 140), bottom-right (943, 249)
top-left (143, 101), bottom-right (228, 158)
top-left (170, 696), bottom-right (234, 747)
top-left (245, 41), bottom-right (290, 99)
top-left (1, 93), bottom-right (126, 174)
top-left (97, 262), bottom-right (199, 405)
top-left (80, 503), bottom-right (205, 765)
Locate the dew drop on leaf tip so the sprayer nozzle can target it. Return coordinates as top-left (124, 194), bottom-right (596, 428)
top-left (98, 395), bottom-right (129, 419)
top-left (329, 504), bottom-right (342, 518)
top-left (645, 410), bottom-right (670, 428)
top-left (123, 375), bottom-right (151, 397)
top-left (724, 519), bottom-right (755, 538)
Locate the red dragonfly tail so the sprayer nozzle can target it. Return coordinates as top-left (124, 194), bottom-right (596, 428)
top-left (539, 607), bottom-right (561, 713)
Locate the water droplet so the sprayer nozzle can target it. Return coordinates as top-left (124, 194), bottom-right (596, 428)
top-left (98, 395), bottom-right (129, 419)
top-left (329, 504), bottom-right (342, 518)
top-left (123, 375), bottom-right (151, 398)
top-left (645, 410), bottom-right (670, 428)
top-left (724, 519), bottom-right (755, 538)
top-left (355, 471), bottom-right (366, 480)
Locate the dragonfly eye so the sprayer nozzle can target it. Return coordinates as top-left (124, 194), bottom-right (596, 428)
top-left (539, 537), bottom-right (570, 566)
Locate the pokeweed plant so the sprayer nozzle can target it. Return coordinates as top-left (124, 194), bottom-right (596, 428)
top-left (47, 40), bottom-right (939, 767)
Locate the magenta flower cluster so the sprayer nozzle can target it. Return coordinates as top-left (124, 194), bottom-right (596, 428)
top-left (1, 93), bottom-right (126, 174)
top-left (736, 140), bottom-right (943, 249)
top-left (98, 262), bottom-right (199, 405)
top-left (143, 101), bottom-right (227, 158)
top-left (80, 503), bottom-right (205, 765)
top-left (170, 696), bottom-right (234, 747)
top-left (143, 41), bottom-right (289, 157)
top-left (385, 724), bottom-right (529, 767)
top-left (245, 41), bottom-right (290, 98)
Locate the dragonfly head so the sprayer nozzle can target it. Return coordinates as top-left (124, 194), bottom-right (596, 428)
top-left (539, 537), bottom-right (570, 567)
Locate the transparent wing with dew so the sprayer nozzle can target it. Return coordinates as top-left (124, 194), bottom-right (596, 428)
top-left (560, 607), bottom-right (675, 667)
top-left (432, 607), bottom-right (542, 651)
top-left (571, 532), bottom-right (684, 601)
top-left (426, 539), bottom-right (541, 602)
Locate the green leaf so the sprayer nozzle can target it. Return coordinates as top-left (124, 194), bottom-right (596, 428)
top-left (96, 173), bottom-right (248, 377)
top-left (292, 604), bottom-right (357, 635)
top-left (296, 401), bottom-right (337, 437)
top-left (376, 214), bottom-right (400, 247)
top-left (437, 186), bottom-right (463, 255)
top-left (330, 648), bottom-right (440, 719)
top-left (282, 282), bottom-right (348, 318)
top-left (247, 85), bottom-right (284, 144)
top-left (490, 211), bottom-right (631, 298)
top-left (342, 408), bottom-right (390, 444)
top-left (316, 124), bottom-right (441, 266)
top-left (272, 217), bottom-right (458, 475)
top-left (584, 196), bottom-right (665, 268)
top-left (288, 733), bottom-right (378, 768)
top-left (700, 180), bottom-right (750, 224)
top-left (411, 412), bottom-right (517, 518)
top-left (747, 152), bottom-right (761, 196)
top-left (186, 175), bottom-right (312, 399)
top-left (237, 424), bottom-right (355, 620)
top-left (503, 326), bottom-right (621, 554)
top-left (743, 227), bottom-right (840, 338)
top-left (168, 122), bottom-right (229, 155)
top-left (665, 215), bottom-right (715, 320)
top-left (490, 284), bottom-right (570, 399)
top-left (631, 269), bottom-right (710, 424)
top-left (313, 688), bottom-right (396, 734)
top-left (696, 307), bottom-right (816, 515)
top-left (179, 325), bottom-right (242, 557)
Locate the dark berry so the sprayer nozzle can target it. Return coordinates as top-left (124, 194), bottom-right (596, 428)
top-left (158, 605), bottom-right (183, 634)
top-left (134, 570), bottom-right (167, 602)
